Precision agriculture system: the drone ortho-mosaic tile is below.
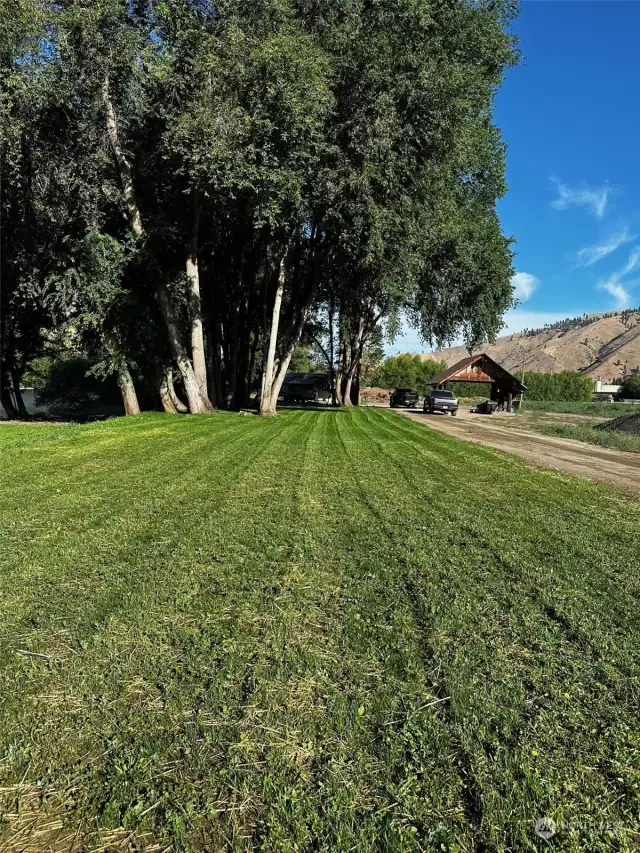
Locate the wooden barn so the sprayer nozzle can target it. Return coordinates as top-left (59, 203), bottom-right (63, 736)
top-left (426, 354), bottom-right (526, 410)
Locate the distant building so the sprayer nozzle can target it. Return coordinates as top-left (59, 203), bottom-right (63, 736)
top-left (426, 354), bottom-right (526, 410)
top-left (279, 373), bottom-right (332, 404)
top-left (594, 378), bottom-right (621, 400)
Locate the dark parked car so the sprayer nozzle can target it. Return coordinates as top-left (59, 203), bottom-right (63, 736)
top-left (390, 388), bottom-right (420, 408)
top-left (424, 389), bottom-right (459, 415)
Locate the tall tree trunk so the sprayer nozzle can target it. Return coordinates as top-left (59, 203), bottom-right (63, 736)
top-left (343, 372), bottom-right (354, 408)
top-left (158, 369), bottom-right (178, 413)
top-left (10, 369), bottom-right (28, 418)
top-left (157, 285), bottom-right (214, 414)
top-left (335, 338), bottom-right (346, 407)
top-left (1, 369), bottom-right (19, 419)
top-left (342, 316), bottom-right (365, 408)
top-left (166, 368), bottom-right (188, 413)
top-left (118, 366), bottom-right (141, 415)
top-left (259, 256), bottom-right (286, 416)
top-left (264, 305), bottom-right (310, 414)
top-left (350, 362), bottom-right (361, 406)
top-left (102, 76), bottom-right (213, 415)
top-left (328, 301), bottom-right (337, 406)
top-left (247, 332), bottom-right (259, 408)
top-left (104, 333), bottom-right (140, 416)
top-left (186, 188), bottom-right (211, 404)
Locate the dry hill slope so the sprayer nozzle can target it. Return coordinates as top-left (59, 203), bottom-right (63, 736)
top-left (427, 310), bottom-right (640, 381)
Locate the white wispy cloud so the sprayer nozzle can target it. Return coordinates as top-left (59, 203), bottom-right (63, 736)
top-left (620, 246), bottom-right (640, 277)
top-left (551, 179), bottom-right (610, 219)
top-left (576, 227), bottom-right (636, 267)
top-left (597, 246), bottom-right (640, 308)
top-left (511, 272), bottom-right (539, 302)
top-left (600, 280), bottom-right (630, 308)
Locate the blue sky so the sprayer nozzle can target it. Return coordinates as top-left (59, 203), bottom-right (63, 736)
top-left (391, 1), bottom-right (640, 353)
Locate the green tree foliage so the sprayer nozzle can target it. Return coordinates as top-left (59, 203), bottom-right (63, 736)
top-left (1, 0), bottom-right (518, 416)
top-left (451, 382), bottom-right (492, 398)
top-left (619, 373), bottom-right (640, 400)
top-left (522, 371), bottom-right (594, 402)
top-left (287, 347), bottom-right (315, 374)
top-left (369, 355), bottom-right (447, 391)
top-left (30, 356), bottom-right (122, 414)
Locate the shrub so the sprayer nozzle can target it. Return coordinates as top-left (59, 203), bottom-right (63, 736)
top-left (369, 355), bottom-right (447, 391)
top-left (30, 356), bottom-right (121, 414)
top-left (523, 400), bottom-right (638, 415)
top-left (522, 371), bottom-right (593, 401)
top-left (619, 373), bottom-right (640, 400)
top-left (452, 382), bottom-right (492, 398)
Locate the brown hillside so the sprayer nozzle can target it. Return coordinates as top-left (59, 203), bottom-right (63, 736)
top-left (425, 311), bottom-right (640, 382)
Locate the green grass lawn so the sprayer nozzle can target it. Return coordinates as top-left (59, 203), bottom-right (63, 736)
top-left (1, 409), bottom-right (639, 852)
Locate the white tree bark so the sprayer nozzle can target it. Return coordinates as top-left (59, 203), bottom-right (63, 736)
top-left (118, 366), bottom-right (141, 415)
top-left (186, 188), bottom-right (210, 402)
top-left (259, 256), bottom-right (286, 416)
top-left (157, 285), bottom-right (214, 414)
top-left (158, 369), bottom-right (179, 413)
top-left (342, 317), bottom-right (364, 408)
top-left (103, 76), bottom-right (213, 414)
top-left (264, 306), bottom-right (311, 415)
top-left (103, 78), bottom-right (144, 241)
top-left (166, 368), bottom-right (188, 413)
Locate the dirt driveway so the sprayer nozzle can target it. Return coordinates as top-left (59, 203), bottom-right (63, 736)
top-left (400, 408), bottom-right (640, 497)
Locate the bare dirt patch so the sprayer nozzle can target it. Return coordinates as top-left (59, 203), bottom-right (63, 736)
top-left (400, 408), bottom-right (640, 497)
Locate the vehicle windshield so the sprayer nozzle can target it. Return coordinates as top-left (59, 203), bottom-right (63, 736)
top-left (433, 390), bottom-right (454, 398)
top-left (395, 389), bottom-right (413, 394)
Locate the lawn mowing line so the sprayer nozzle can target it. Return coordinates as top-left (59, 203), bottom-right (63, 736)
top-left (246, 413), bottom-right (468, 849)
top-left (333, 416), bottom-right (479, 832)
top-left (223, 413), bottom-right (461, 848)
top-left (336, 412), bottom-right (493, 844)
top-left (0, 435), bottom-right (273, 643)
top-left (184, 412), bottom-right (343, 849)
top-left (362, 412), bottom-right (640, 697)
top-left (0, 415), bottom-right (253, 514)
top-left (0, 414), bottom-right (302, 645)
top-left (356, 413), bottom-right (640, 844)
top-left (240, 413), bottom-right (329, 851)
top-left (0, 414), bottom-right (260, 501)
top-left (1, 416), bottom-right (324, 848)
top-left (0, 417), bottom-right (312, 727)
top-left (367, 412), bottom-right (640, 652)
top-left (344, 412), bottom-right (640, 844)
top-left (0, 413), bottom-right (285, 579)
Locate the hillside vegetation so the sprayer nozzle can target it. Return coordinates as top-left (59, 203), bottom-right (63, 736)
top-left (1, 411), bottom-right (639, 852)
top-left (429, 310), bottom-right (640, 381)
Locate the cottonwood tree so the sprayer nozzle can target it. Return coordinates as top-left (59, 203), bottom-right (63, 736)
top-left (2, 0), bottom-right (518, 418)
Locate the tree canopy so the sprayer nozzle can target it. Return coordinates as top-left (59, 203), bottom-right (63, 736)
top-left (368, 354), bottom-right (448, 392)
top-left (1, 0), bottom-right (518, 417)
top-left (619, 373), bottom-right (640, 400)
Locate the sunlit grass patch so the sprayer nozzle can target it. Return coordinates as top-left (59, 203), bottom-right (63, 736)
top-left (1, 409), bottom-right (639, 852)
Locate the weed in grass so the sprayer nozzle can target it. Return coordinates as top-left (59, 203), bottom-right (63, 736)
top-left (538, 422), bottom-right (640, 453)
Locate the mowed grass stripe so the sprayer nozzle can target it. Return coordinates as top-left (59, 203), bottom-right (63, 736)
top-left (0, 414), bottom-right (313, 725)
top-left (0, 409), bottom-right (638, 852)
top-left (338, 410), bottom-right (640, 849)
